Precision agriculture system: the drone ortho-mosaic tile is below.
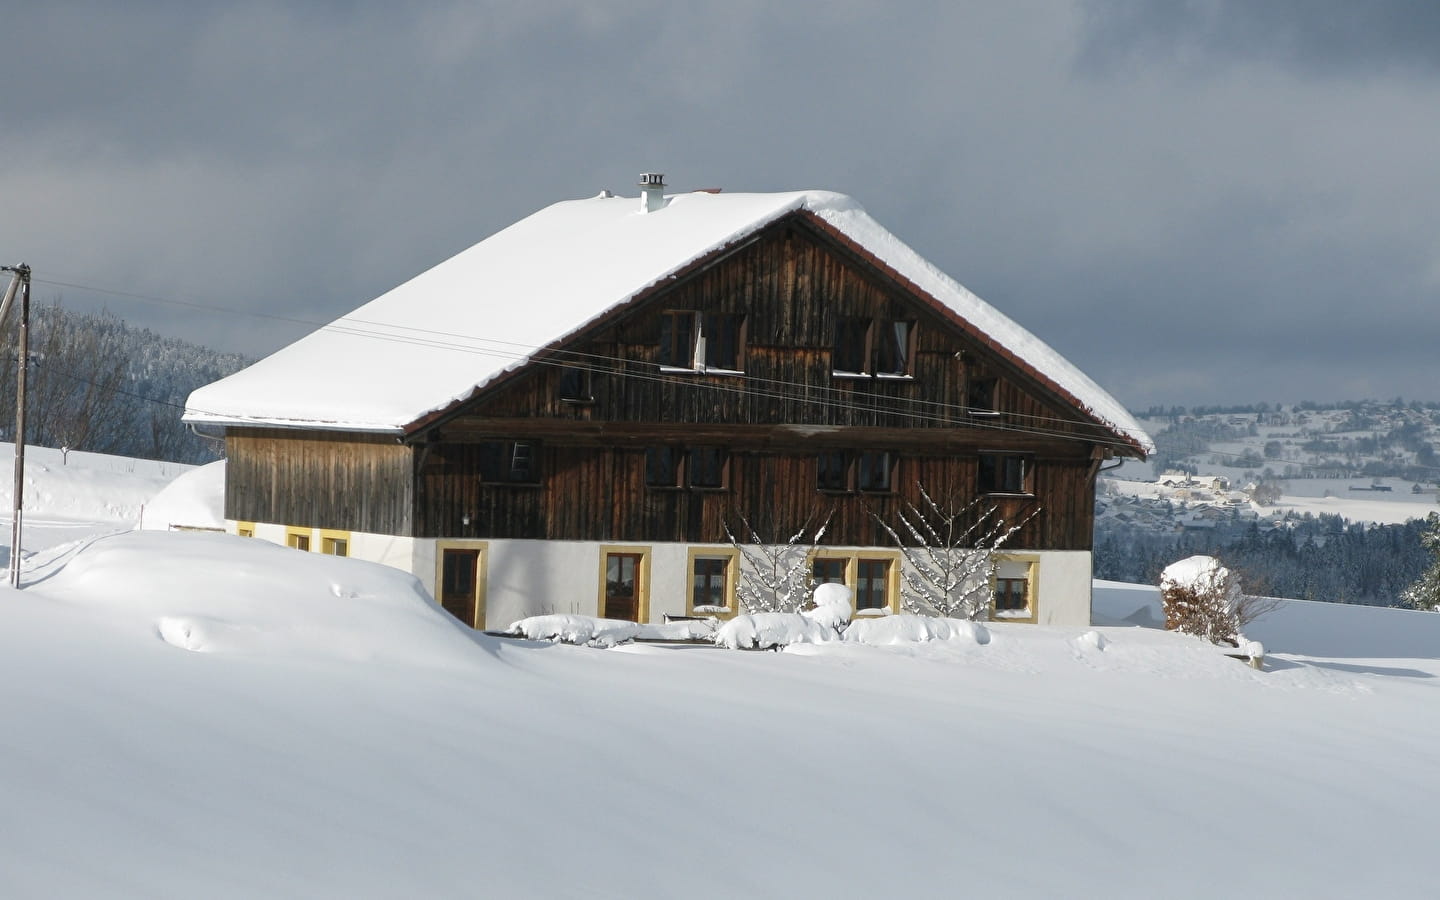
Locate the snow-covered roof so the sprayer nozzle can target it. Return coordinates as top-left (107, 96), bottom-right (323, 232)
top-left (184, 188), bottom-right (1152, 454)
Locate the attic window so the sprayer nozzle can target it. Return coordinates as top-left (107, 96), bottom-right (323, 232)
top-left (833, 317), bottom-right (914, 378)
top-left (659, 312), bottom-right (745, 373)
top-left (968, 376), bottom-right (999, 415)
top-left (558, 366), bottom-right (593, 403)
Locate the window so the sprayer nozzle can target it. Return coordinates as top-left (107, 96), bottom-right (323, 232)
top-left (479, 441), bottom-right (540, 485)
top-left (979, 453), bottom-right (1030, 495)
top-left (686, 548), bottom-right (739, 617)
top-left (700, 313), bottom-right (744, 371)
top-left (807, 550), bottom-right (898, 614)
top-left (874, 320), bottom-right (912, 376)
top-left (646, 446), bottom-right (728, 491)
top-left (646, 447), bottom-right (681, 488)
top-left (857, 451), bottom-right (894, 493)
top-left (235, 522), bottom-right (255, 538)
top-left (967, 376), bottom-right (998, 415)
top-left (833, 317), bottom-right (914, 377)
top-left (992, 556), bottom-right (1038, 622)
top-left (692, 557), bottom-right (729, 610)
top-left (320, 530), bottom-right (350, 556)
top-left (558, 366), bottom-right (593, 403)
top-left (833, 317), bottom-right (871, 373)
top-left (816, 451), bottom-right (850, 492)
top-left (659, 311), bottom-right (745, 372)
top-left (995, 578), bottom-right (1028, 614)
top-left (817, 451), bottom-right (898, 493)
top-left (812, 557), bottom-right (847, 585)
top-left (659, 312), bottom-right (696, 368)
top-left (285, 527), bottom-right (311, 551)
top-left (688, 447), bottom-right (727, 490)
top-left (855, 559), bottom-right (891, 611)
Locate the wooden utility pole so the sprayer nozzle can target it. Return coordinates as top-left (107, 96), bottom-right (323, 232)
top-left (0, 264), bottom-right (30, 588)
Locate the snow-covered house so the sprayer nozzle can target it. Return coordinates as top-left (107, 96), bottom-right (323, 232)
top-left (184, 175), bottom-right (1152, 628)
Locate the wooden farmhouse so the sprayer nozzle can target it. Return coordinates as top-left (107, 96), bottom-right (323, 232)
top-left (184, 175), bottom-right (1152, 629)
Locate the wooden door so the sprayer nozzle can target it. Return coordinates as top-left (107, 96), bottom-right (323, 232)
top-left (440, 548), bottom-right (482, 628)
top-left (604, 552), bottom-right (642, 621)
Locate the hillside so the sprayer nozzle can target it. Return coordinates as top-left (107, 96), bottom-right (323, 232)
top-left (1097, 400), bottom-right (1440, 603)
top-left (1, 450), bottom-right (1439, 897)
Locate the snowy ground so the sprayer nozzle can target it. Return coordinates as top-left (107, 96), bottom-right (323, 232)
top-left (2, 449), bottom-right (1439, 898)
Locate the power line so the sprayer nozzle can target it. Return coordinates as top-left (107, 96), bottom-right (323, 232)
top-left (33, 273), bottom-right (1149, 448)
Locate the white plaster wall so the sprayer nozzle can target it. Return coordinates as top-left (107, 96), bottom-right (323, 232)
top-left (483, 540), bottom-right (601, 627)
top-left (227, 522), bottom-right (1095, 629)
top-left (351, 533), bottom-right (419, 578)
top-left (1031, 550), bottom-right (1093, 627)
top-left (480, 540), bottom-right (714, 626)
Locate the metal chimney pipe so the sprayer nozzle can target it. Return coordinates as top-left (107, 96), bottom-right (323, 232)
top-left (638, 173), bottom-right (666, 213)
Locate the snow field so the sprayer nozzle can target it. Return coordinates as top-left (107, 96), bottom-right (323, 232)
top-left (2, 448), bottom-right (1439, 897)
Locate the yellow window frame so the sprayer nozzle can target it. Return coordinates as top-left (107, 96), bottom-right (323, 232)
top-left (318, 528), bottom-right (351, 557)
top-left (685, 546), bottom-right (740, 618)
top-left (284, 526), bottom-right (312, 552)
top-left (990, 552), bottom-right (1040, 624)
top-left (597, 545), bottom-right (652, 624)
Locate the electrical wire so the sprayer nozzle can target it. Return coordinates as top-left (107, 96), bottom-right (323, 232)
top-left (33, 272), bottom-right (1150, 449)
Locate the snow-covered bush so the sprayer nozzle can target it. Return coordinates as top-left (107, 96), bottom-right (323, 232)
top-left (714, 613), bottom-right (839, 650)
top-left (803, 582), bottom-right (854, 632)
top-left (842, 614), bottom-right (990, 646)
top-left (505, 615), bottom-right (642, 649)
top-left (1160, 556), bottom-right (1242, 646)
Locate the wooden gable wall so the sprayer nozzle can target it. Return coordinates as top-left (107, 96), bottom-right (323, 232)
top-left (410, 215), bottom-right (1111, 549)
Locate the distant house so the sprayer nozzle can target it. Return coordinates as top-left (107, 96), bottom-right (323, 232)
top-left (185, 176), bottom-right (1151, 629)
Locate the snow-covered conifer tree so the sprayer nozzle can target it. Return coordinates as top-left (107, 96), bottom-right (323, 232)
top-left (1401, 513), bottom-right (1440, 612)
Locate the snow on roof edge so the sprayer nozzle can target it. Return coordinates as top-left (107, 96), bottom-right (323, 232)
top-left (183, 187), bottom-right (1152, 455)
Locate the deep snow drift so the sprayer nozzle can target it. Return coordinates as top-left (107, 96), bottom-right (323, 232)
top-left (2, 449), bottom-right (1439, 898)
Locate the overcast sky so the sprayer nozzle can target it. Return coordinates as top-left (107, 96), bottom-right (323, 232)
top-left (2, 0), bottom-right (1436, 411)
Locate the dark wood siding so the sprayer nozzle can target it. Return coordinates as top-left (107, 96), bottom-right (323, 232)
top-left (416, 435), bottom-right (1095, 550)
top-left (461, 220), bottom-right (1119, 447)
top-left (226, 428), bottom-right (414, 535)
top-left (228, 213), bottom-right (1123, 552)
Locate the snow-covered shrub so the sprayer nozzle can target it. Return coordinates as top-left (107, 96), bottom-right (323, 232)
top-left (1160, 556), bottom-right (1242, 646)
top-left (714, 613), bottom-right (838, 650)
top-left (842, 614), bottom-right (990, 646)
top-left (505, 615), bottom-right (642, 649)
top-left (803, 582), bottom-right (854, 632)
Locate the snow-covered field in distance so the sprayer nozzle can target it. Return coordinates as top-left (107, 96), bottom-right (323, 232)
top-left (2, 447), bottom-right (1438, 898)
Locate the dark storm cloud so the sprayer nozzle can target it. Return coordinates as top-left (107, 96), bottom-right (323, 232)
top-left (1079, 0), bottom-right (1440, 74)
top-left (1, 1), bottom-right (1437, 412)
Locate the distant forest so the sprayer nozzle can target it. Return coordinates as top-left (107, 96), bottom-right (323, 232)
top-left (1095, 514), bottom-right (1432, 607)
top-left (0, 303), bottom-right (249, 464)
